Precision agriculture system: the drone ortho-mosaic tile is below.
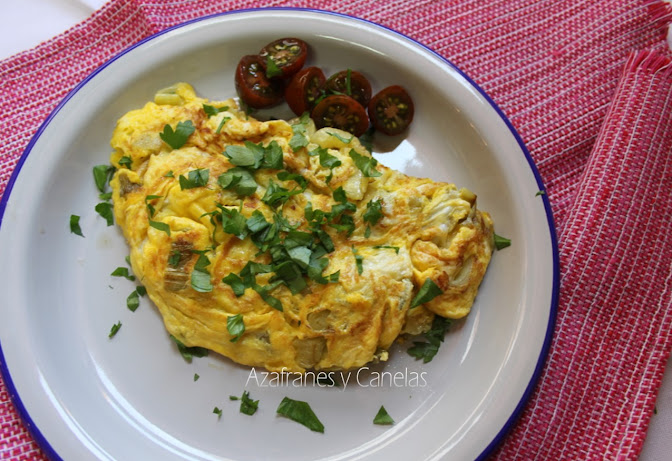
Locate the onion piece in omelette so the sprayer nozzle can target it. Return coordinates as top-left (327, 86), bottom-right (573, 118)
top-left (109, 82), bottom-right (494, 373)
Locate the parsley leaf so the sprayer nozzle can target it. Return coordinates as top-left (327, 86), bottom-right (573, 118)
top-left (179, 168), bottom-right (210, 190)
top-left (202, 104), bottom-right (229, 117)
top-left (218, 167), bottom-right (258, 196)
top-left (407, 316), bottom-right (452, 363)
top-left (233, 390), bottom-right (259, 416)
top-left (276, 397), bottom-right (324, 433)
top-left (118, 156), bottom-right (132, 169)
top-left (93, 164), bottom-right (115, 193)
top-left (95, 202), bottom-right (114, 226)
top-left (222, 273), bottom-right (247, 297)
top-left (108, 322), bottom-right (122, 339)
top-left (289, 113), bottom-right (311, 152)
top-left (213, 407), bottom-right (223, 418)
top-left (373, 245), bottom-right (400, 254)
top-left (363, 199), bottom-right (383, 227)
top-left (169, 334), bottom-right (209, 362)
top-left (111, 266), bottom-right (135, 281)
top-left (191, 253), bottom-right (213, 293)
top-left (149, 220), bottom-right (171, 236)
top-left (373, 405), bottom-right (394, 425)
top-left (145, 195), bottom-right (162, 218)
top-left (349, 149), bottom-right (382, 177)
top-left (160, 120), bottom-right (195, 149)
top-left (494, 233), bottom-right (511, 250)
top-left (246, 210), bottom-right (270, 233)
top-left (359, 126), bottom-right (375, 153)
top-left (410, 278), bottom-right (443, 308)
top-left (352, 247), bottom-right (364, 275)
top-left (328, 131), bottom-right (353, 144)
top-left (127, 289), bottom-right (140, 312)
top-left (227, 314), bottom-right (245, 342)
top-left (265, 55), bottom-right (283, 78)
top-left (69, 215), bottom-right (84, 237)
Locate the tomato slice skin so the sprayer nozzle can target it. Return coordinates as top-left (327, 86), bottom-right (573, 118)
top-left (259, 37), bottom-right (308, 79)
top-left (311, 94), bottom-right (370, 137)
top-left (325, 70), bottom-right (372, 108)
top-left (285, 66), bottom-right (326, 116)
top-left (368, 85), bottom-right (414, 136)
top-left (234, 55), bottom-right (284, 109)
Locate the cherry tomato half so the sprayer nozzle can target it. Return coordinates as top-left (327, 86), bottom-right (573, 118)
top-left (259, 37), bottom-right (308, 79)
top-left (311, 94), bottom-right (369, 137)
top-left (234, 55), bottom-right (284, 109)
top-left (285, 66), bottom-right (326, 116)
top-left (368, 85), bottom-right (414, 136)
top-left (324, 70), bottom-right (372, 108)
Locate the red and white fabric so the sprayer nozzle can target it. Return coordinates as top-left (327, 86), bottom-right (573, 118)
top-left (1, 1), bottom-right (672, 459)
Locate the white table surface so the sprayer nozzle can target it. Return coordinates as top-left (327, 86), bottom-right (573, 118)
top-left (1, 1), bottom-right (671, 459)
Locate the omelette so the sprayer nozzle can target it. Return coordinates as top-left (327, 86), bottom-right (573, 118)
top-left (109, 83), bottom-right (494, 373)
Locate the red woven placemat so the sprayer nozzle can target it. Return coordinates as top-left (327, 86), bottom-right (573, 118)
top-left (1, 0), bottom-right (672, 459)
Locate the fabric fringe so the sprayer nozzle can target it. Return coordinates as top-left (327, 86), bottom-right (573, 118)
top-left (625, 48), bottom-right (672, 77)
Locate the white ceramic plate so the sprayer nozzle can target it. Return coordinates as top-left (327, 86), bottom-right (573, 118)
top-left (0, 9), bottom-right (558, 461)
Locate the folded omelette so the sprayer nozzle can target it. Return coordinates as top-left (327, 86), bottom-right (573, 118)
top-left (109, 83), bottom-right (494, 373)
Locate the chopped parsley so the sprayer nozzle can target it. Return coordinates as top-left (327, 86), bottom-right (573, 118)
top-left (309, 146), bottom-right (341, 184)
top-left (93, 164), bottom-right (115, 193)
top-left (108, 322), bottom-right (122, 339)
top-left (373, 406), bottom-right (394, 425)
top-left (118, 156), bottom-right (132, 169)
top-left (95, 202), bottom-right (114, 226)
top-left (407, 316), bottom-right (452, 363)
top-left (190, 252), bottom-right (213, 293)
top-left (536, 190), bottom-right (546, 196)
top-left (358, 126), bottom-right (375, 153)
top-left (126, 290), bottom-right (140, 312)
top-left (194, 373), bottom-right (200, 382)
top-left (276, 397), bottom-right (324, 433)
top-left (373, 245), bottom-right (400, 254)
top-left (328, 131), bottom-right (353, 144)
top-left (363, 198), bottom-right (383, 236)
top-left (111, 266), bottom-right (135, 281)
top-left (149, 220), bottom-right (171, 236)
top-left (265, 56), bottom-right (283, 78)
top-left (169, 334), bottom-right (209, 363)
top-left (227, 314), bottom-right (245, 342)
top-left (223, 140), bottom-right (283, 170)
top-left (202, 104), bottom-right (229, 117)
top-left (70, 214), bottom-right (84, 237)
top-left (410, 278), bottom-right (443, 309)
top-left (145, 195), bottom-right (162, 218)
top-left (494, 233), bottom-right (511, 250)
top-left (352, 247), bottom-right (364, 275)
top-left (126, 286), bottom-right (145, 312)
top-left (160, 120), bottom-right (195, 149)
top-left (218, 167), bottom-right (257, 196)
top-left (179, 168), bottom-right (210, 190)
top-left (348, 149), bottom-right (381, 177)
top-left (289, 113), bottom-right (311, 151)
top-left (230, 390), bottom-right (259, 416)
top-left (213, 406), bottom-right (223, 418)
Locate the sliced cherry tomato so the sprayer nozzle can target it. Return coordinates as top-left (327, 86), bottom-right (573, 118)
top-left (234, 55), bottom-right (284, 109)
top-left (259, 37), bottom-right (308, 79)
top-left (368, 85), bottom-right (414, 136)
top-left (311, 94), bottom-right (369, 137)
top-left (285, 66), bottom-right (326, 116)
top-left (324, 70), bottom-right (372, 108)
